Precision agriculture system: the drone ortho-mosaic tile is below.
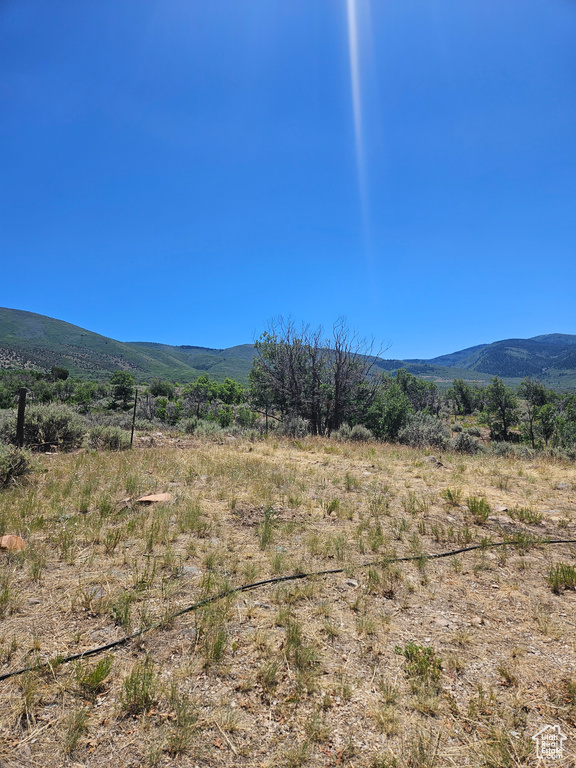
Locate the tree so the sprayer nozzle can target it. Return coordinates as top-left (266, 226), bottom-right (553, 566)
top-left (519, 378), bottom-right (553, 448)
top-left (484, 377), bottom-right (519, 442)
top-left (449, 379), bottom-right (480, 416)
top-left (250, 318), bottom-right (380, 435)
top-left (364, 379), bottom-right (412, 440)
top-left (181, 374), bottom-right (219, 418)
top-left (110, 371), bottom-right (135, 409)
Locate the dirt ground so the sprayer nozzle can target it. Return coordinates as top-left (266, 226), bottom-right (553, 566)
top-left (1, 435), bottom-right (576, 767)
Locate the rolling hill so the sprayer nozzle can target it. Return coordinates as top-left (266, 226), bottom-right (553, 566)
top-left (1, 307), bottom-right (576, 389)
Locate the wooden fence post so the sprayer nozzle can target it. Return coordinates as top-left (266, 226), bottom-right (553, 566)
top-left (130, 387), bottom-right (138, 447)
top-left (16, 388), bottom-right (27, 448)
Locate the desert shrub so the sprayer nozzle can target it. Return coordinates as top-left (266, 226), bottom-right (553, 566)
top-left (466, 426), bottom-right (482, 437)
top-left (451, 423), bottom-right (462, 433)
top-left (278, 415), bottom-right (309, 438)
top-left (490, 442), bottom-right (535, 459)
top-left (0, 445), bottom-right (32, 488)
top-left (181, 417), bottom-right (198, 434)
top-left (332, 423), bottom-right (352, 441)
top-left (18, 403), bottom-right (85, 448)
top-left (195, 420), bottom-right (224, 438)
top-left (350, 424), bottom-right (374, 442)
top-left (133, 418), bottom-right (155, 432)
top-left (0, 410), bottom-right (16, 444)
top-left (87, 426), bottom-right (131, 451)
top-left (450, 432), bottom-right (482, 454)
top-left (398, 413), bottom-right (450, 449)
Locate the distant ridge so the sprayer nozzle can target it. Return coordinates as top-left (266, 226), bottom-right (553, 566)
top-left (1, 307), bottom-right (576, 389)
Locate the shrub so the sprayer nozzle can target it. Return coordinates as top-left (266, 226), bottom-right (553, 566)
top-left (0, 409), bottom-right (17, 444)
top-left (0, 445), bottom-right (32, 488)
top-left (278, 415), bottom-right (309, 438)
top-left (181, 417), bottom-right (198, 434)
top-left (350, 424), bottom-right (374, 442)
top-left (21, 403), bottom-right (85, 449)
top-left (87, 426), bottom-right (131, 451)
top-left (332, 423), bottom-right (352, 441)
top-left (398, 413), bottom-right (450, 449)
top-left (195, 420), bottom-right (224, 438)
top-left (547, 563), bottom-right (576, 593)
top-left (466, 496), bottom-right (491, 523)
top-left (490, 442), bottom-right (534, 459)
top-left (394, 642), bottom-right (442, 691)
top-left (449, 432), bottom-right (482, 454)
top-left (236, 406), bottom-right (257, 428)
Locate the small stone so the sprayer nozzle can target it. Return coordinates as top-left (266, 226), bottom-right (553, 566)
top-left (27, 598), bottom-right (41, 605)
top-left (0, 534), bottom-right (26, 552)
top-left (345, 579), bottom-right (359, 588)
top-left (555, 483), bottom-right (569, 490)
top-left (493, 505), bottom-right (508, 513)
top-left (136, 493), bottom-right (173, 504)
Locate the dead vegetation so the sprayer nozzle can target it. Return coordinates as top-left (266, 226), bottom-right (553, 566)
top-left (1, 434), bottom-right (576, 766)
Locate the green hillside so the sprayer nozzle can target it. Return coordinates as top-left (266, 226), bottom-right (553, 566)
top-left (2, 307), bottom-right (576, 389)
top-left (0, 308), bottom-right (253, 382)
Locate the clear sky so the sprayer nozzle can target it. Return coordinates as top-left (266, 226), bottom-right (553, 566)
top-left (1, 0), bottom-right (575, 359)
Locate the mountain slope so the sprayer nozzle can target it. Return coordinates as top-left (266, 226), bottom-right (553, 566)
top-left (1, 307), bottom-right (576, 388)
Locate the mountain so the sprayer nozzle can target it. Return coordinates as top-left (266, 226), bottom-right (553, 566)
top-left (0, 307), bottom-right (255, 382)
top-left (407, 334), bottom-right (576, 386)
top-left (1, 307), bottom-right (576, 389)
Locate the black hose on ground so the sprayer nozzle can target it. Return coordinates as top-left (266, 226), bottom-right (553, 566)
top-left (1, 536), bottom-right (575, 683)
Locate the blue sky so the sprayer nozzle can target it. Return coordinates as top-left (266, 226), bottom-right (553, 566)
top-left (1, 0), bottom-right (575, 359)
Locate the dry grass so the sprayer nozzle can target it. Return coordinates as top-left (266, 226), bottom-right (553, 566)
top-left (1, 434), bottom-right (576, 766)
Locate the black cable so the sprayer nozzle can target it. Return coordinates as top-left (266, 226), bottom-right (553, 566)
top-left (1, 536), bottom-right (575, 683)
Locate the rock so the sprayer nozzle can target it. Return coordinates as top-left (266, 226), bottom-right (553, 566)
top-left (555, 483), bottom-right (570, 490)
top-left (345, 579), bottom-right (359, 588)
top-left (136, 493), bottom-right (173, 504)
top-left (0, 534), bottom-right (26, 552)
top-left (493, 505), bottom-right (508, 513)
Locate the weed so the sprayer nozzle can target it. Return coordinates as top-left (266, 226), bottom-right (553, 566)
top-left (165, 682), bottom-right (198, 756)
top-left (466, 496), bottom-right (491, 523)
top-left (441, 487), bottom-right (462, 507)
top-left (547, 562), bottom-right (576, 593)
top-left (0, 573), bottom-right (12, 618)
top-left (109, 592), bottom-right (134, 630)
top-left (103, 527), bottom-right (122, 555)
top-left (63, 707), bottom-right (89, 755)
top-left (509, 506), bottom-right (542, 525)
top-left (121, 655), bottom-right (157, 716)
top-left (344, 472), bottom-right (360, 491)
top-left (258, 505), bottom-right (279, 550)
top-left (395, 642), bottom-right (442, 692)
top-left (75, 655), bottom-right (113, 700)
top-left (257, 660), bottom-right (281, 692)
top-left (497, 664), bottom-right (518, 687)
top-left (323, 497), bottom-right (340, 515)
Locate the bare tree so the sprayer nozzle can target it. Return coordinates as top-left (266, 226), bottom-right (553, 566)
top-left (250, 318), bottom-right (383, 435)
